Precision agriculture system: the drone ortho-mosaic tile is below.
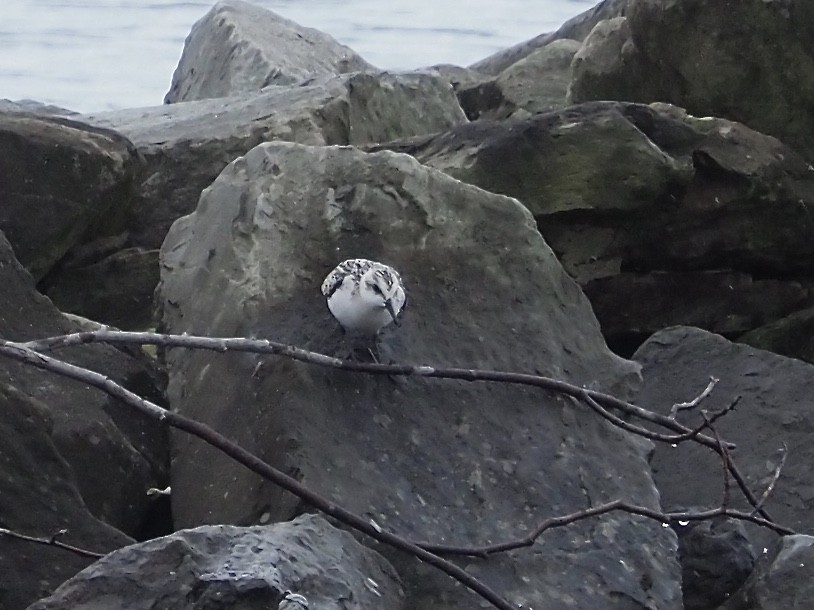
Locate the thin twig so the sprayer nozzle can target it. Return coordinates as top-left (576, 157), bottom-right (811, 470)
top-left (0, 341), bottom-right (514, 610)
top-left (750, 444), bottom-right (788, 518)
top-left (670, 377), bottom-right (719, 418)
top-left (663, 396), bottom-right (741, 443)
top-left (20, 330), bottom-right (736, 450)
top-left (416, 500), bottom-right (794, 557)
top-left (0, 527), bottom-right (105, 559)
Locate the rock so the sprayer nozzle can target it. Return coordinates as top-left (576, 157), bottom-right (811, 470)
top-left (165, 0), bottom-right (375, 103)
top-left (374, 101), bottom-right (814, 350)
top-left (584, 271), bottom-right (809, 355)
top-left (0, 231), bottom-right (168, 607)
top-left (0, 98), bottom-right (77, 116)
top-left (738, 306), bottom-right (814, 366)
top-left (41, 247), bottom-right (160, 330)
top-left (571, 0), bottom-right (814, 162)
top-left (633, 327), bottom-right (814, 551)
top-left (27, 514), bottom-right (404, 610)
top-left (0, 382), bottom-right (133, 610)
top-left (567, 17), bottom-right (660, 105)
top-left (75, 70), bottom-right (465, 328)
top-left (672, 516), bottom-right (755, 610)
top-left (82, 71), bottom-right (466, 252)
top-left (457, 39), bottom-right (581, 120)
top-left (469, 0), bottom-right (630, 75)
top-left (0, 112), bottom-right (141, 280)
top-left (420, 64), bottom-right (487, 92)
top-left (719, 535), bottom-right (814, 610)
top-left (158, 141), bottom-right (680, 608)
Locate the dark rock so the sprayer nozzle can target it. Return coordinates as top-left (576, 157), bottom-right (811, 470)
top-left (41, 247), bottom-right (159, 330)
top-left (633, 326), bottom-right (814, 551)
top-left (165, 0), bottom-right (375, 103)
top-left (0, 112), bottom-right (141, 280)
top-left (568, 17), bottom-right (661, 105)
top-left (158, 141), bottom-right (680, 608)
top-left (738, 306), bottom-right (814, 365)
top-left (458, 39), bottom-right (581, 120)
top-left (720, 535), bottom-right (814, 610)
top-left (0, 231), bottom-right (167, 607)
top-left (27, 514), bottom-right (404, 610)
top-left (584, 271), bottom-right (809, 356)
top-left (570, 0), bottom-right (814, 163)
top-left (0, 382), bottom-right (133, 610)
top-left (673, 516), bottom-right (755, 610)
top-left (0, 232), bottom-right (168, 532)
top-left (374, 101), bottom-right (814, 348)
top-left (469, 0), bottom-right (631, 75)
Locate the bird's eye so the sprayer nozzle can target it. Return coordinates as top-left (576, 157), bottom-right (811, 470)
top-left (367, 282), bottom-right (383, 295)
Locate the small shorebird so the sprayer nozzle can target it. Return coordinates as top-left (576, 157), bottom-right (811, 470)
top-left (321, 258), bottom-right (406, 335)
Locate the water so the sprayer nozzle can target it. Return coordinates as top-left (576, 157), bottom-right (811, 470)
top-left (0, 0), bottom-right (595, 113)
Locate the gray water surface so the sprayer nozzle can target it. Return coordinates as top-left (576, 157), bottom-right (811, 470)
top-left (1, 0), bottom-right (595, 113)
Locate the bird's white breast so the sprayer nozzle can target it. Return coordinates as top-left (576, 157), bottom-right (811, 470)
top-left (327, 275), bottom-right (399, 335)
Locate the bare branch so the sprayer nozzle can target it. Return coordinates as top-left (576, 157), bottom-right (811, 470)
top-left (664, 396), bottom-right (741, 443)
top-left (703, 411), bottom-right (731, 509)
top-left (0, 527), bottom-right (104, 559)
top-left (750, 444), bottom-right (788, 518)
top-left (417, 500), bottom-right (794, 558)
top-left (0, 340), bottom-right (515, 610)
top-left (670, 376), bottom-right (719, 418)
top-left (19, 330), bottom-right (736, 450)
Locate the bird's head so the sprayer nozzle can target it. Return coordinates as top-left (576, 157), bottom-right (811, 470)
top-left (363, 267), bottom-right (405, 325)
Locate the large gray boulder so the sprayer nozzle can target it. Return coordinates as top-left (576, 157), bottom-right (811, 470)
top-left (570, 0), bottom-right (814, 162)
top-left (27, 515), bottom-right (404, 610)
top-left (165, 0), bottom-right (375, 103)
top-left (157, 141), bottom-right (681, 607)
top-left (0, 231), bottom-right (167, 608)
top-left (634, 327), bottom-right (814, 551)
top-left (374, 101), bottom-right (814, 353)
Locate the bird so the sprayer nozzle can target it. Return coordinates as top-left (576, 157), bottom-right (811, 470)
top-left (278, 591), bottom-right (309, 609)
top-left (321, 258), bottom-right (407, 336)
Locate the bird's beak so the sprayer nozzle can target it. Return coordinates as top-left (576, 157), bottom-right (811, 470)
top-left (385, 299), bottom-right (400, 326)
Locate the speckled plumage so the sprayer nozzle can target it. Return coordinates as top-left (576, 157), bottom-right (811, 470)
top-left (321, 258), bottom-right (406, 335)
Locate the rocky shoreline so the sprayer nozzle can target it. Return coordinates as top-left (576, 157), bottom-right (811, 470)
top-left (2, 0), bottom-right (814, 608)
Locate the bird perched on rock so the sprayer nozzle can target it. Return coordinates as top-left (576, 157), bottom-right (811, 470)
top-left (321, 258), bottom-right (406, 336)
top-left (278, 590), bottom-right (309, 609)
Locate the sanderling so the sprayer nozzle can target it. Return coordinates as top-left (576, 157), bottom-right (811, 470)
top-left (321, 258), bottom-right (406, 336)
